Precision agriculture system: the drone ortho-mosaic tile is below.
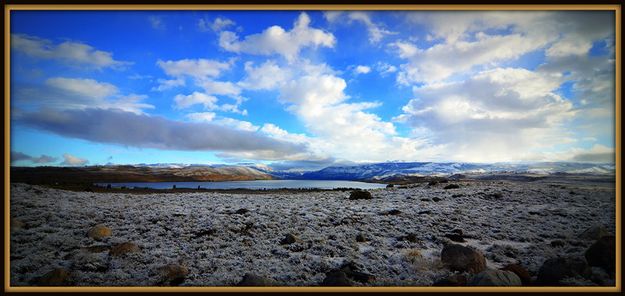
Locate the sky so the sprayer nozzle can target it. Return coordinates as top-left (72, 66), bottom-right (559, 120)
top-left (9, 10), bottom-right (616, 168)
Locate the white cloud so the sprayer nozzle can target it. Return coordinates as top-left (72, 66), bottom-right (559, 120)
top-left (153, 77), bottom-right (186, 91)
top-left (149, 16), bottom-right (165, 29)
top-left (396, 67), bottom-right (576, 162)
top-left (214, 118), bottom-right (259, 132)
top-left (61, 153), bottom-right (89, 166)
top-left (198, 17), bottom-right (235, 32)
top-left (353, 65), bottom-right (371, 75)
top-left (375, 62), bottom-right (397, 76)
top-left (219, 12), bottom-right (335, 61)
top-left (45, 77), bottom-right (118, 99)
top-left (11, 34), bottom-right (128, 69)
top-left (174, 92), bottom-right (218, 110)
top-left (239, 60), bottom-right (290, 90)
top-left (13, 77), bottom-right (153, 114)
top-left (157, 59), bottom-right (232, 79)
top-left (324, 11), bottom-right (396, 44)
top-left (199, 80), bottom-right (241, 96)
top-left (186, 112), bottom-right (217, 122)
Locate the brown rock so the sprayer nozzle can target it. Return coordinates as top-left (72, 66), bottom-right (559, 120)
top-left (537, 257), bottom-right (591, 285)
top-left (441, 244), bottom-right (486, 274)
top-left (280, 233), bottom-right (299, 245)
top-left (35, 268), bottom-right (71, 286)
top-left (10, 217), bottom-right (26, 232)
top-left (321, 271), bottom-right (352, 286)
top-left (109, 242), bottom-right (140, 256)
top-left (501, 264), bottom-right (531, 285)
top-left (157, 264), bottom-right (189, 286)
top-left (433, 274), bottom-right (467, 286)
top-left (237, 273), bottom-right (273, 286)
top-left (579, 225), bottom-right (610, 241)
top-left (468, 269), bottom-right (522, 286)
top-left (87, 224), bottom-right (112, 240)
top-left (349, 190), bottom-right (372, 200)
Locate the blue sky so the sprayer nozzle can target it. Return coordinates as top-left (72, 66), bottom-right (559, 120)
top-left (10, 10), bottom-right (616, 167)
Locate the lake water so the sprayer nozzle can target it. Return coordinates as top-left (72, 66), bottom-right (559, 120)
top-left (96, 180), bottom-right (387, 190)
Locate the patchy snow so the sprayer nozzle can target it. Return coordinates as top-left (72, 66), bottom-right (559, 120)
top-left (9, 179), bottom-right (615, 286)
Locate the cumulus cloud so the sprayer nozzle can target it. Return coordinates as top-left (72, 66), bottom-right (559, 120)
top-left (14, 77), bottom-right (154, 114)
top-left (11, 151), bottom-right (58, 164)
top-left (16, 108), bottom-right (306, 157)
top-left (395, 68), bottom-right (576, 162)
top-left (185, 112), bottom-right (216, 122)
top-left (156, 59), bottom-right (232, 80)
top-left (61, 153), bottom-right (89, 166)
top-left (353, 65), bottom-right (371, 75)
top-left (325, 11), bottom-right (396, 43)
top-left (219, 12), bottom-right (335, 61)
top-left (198, 17), bottom-right (235, 32)
top-left (11, 34), bottom-right (128, 69)
top-left (174, 92), bottom-right (218, 110)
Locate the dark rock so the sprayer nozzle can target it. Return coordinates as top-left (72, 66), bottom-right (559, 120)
top-left (349, 190), bottom-right (372, 200)
top-left (432, 197), bottom-right (442, 202)
top-left (382, 209), bottom-right (402, 215)
top-left (441, 244), bottom-right (487, 274)
top-left (537, 257), bottom-right (591, 285)
top-left (501, 264), bottom-right (531, 286)
top-left (87, 224), bottom-right (112, 240)
top-left (10, 217), bottom-right (26, 232)
top-left (83, 245), bottom-right (111, 253)
top-left (420, 198), bottom-right (431, 202)
top-left (356, 233), bottom-right (367, 242)
top-left (109, 242), bottom-right (140, 256)
top-left (579, 225), bottom-right (610, 241)
top-left (444, 184), bottom-right (460, 189)
top-left (399, 233), bottom-right (418, 243)
top-left (339, 261), bottom-right (375, 283)
top-left (451, 229), bottom-right (463, 236)
top-left (237, 273), bottom-right (273, 286)
top-left (234, 208), bottom-right (249, 215)
top-left (428, 181), bottom-right (438, 186)
top-left (585, 236), bottom-right (615, 275)
top-left (386, 184), bottom-right (394, 188)
top-left (418, 210), bottom-right (432, 215)
top-left (433, 274), bottom-right (467, 286)
top-left (193, 228), bottom-right (216, 239)
top-left (468, 269), bottom-right (522, 286)
top-left (550, 240), bottom-right (566, 248)
top-left (444, 234), bottom-right (466, 243)
top-left (280, 233), bottom-right (299, 245)
top-left (35, 268), bottom-right (71, 286)
top-left (157, 264), bottom-right (189, 286)
top-left (321, 271), bottom-right (352, 286)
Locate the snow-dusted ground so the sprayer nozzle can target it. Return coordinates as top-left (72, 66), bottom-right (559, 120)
top-left (9, 179), bottom-right (615, 286)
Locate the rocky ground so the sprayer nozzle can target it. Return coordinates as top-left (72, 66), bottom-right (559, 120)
top-left (8, 178), bottom-right (616, 287)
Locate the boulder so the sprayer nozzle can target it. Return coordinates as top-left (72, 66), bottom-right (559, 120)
top-left (109, 242), bottom-right (140, 256)
top-left (501, 264), bottom-right (531, 285)
top-left (356, 233), bottom-right (367, 242)
top-left (157, 264), bottom-right (189, 286)
top-left (35, 268), bottom-right (71, 286)
top-left (585, 236), bottom-right (615, 275)
top-left (444, 184), bottom-right (460, 189)
top-left (579, 225), bottom-right (610, 241)
top-left (87, 224), bottom-right (112, 240)
top-left (321, 270), bottom-right (352, 286)
top-left (234, 208), bottom-right (249, 215)
top-left (537, 257), bottom-right (591, 285)
top-left (468, 269), bottom-right (522, 286)
top-left (237, 273), bottom-right (273, 286)
top-left (339, 261), bottom-right (375, 283)
top-left (349, 190), bottom-right (372, 200)
top-left (440, 244), bottom-right (486, 274)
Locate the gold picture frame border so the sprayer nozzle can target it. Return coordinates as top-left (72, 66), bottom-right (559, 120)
top-left (3, 3), bottom-right (621, 293)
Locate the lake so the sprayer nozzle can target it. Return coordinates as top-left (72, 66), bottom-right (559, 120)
top-left (96, 180), bottom-right (387, 190)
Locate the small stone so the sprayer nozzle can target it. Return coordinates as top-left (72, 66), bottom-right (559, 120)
top-left (433, 274), bottom-right (467, 286)
top-left (10, 217), bottom-right (26, 232)
top-left (441, 244), bottom-right (487, 274)
top-left (234, 208), bottom-right (249, 215)
top-left (444, 184), bottom-right (460, 189)
top-left (349, 190), bottom-right (372, 200)
top-left (237, 273), bottom-right (273, 286)
top-left (35, 268), bottom-right (71, 286)
top-left (468, 269), bottom-right (522, 286)
top-left (158, 264), bottom-right (189, 286)
top-left (87, 224), bottom-right (112, 240)
top-left (418, 210), bottom-right (432, 215)
top-left (109, 242), bottom-right (140, 256)
top-left (382, 209), bottom-right (402, 215)
top-left (280, 233), bottom-right (299, 245)
top-left (550, 240), bottom-right (566, 248)
top-left (399, 233), bottom-right (418, 243)
top-left (356, 233), bottom-right (367, 242)
top-left (585, 236), bottom-right (615, 275)
top-left (432, 197), bottom-right (442, 202)
top-left (501, 264), bottom-right (531, 286)
top-left (444, 234), bottom-right (466, 243)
